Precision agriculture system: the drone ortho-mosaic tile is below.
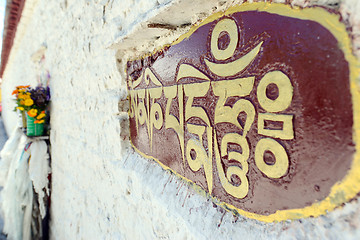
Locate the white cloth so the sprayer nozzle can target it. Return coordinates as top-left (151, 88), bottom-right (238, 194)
top-left (28, 140), bottom-right (50, 219)
top-left (0, 126), bottom-right (50, 240)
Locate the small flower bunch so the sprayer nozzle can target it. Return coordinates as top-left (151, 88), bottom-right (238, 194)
top-left (12, 85), bottom-right (50, 124)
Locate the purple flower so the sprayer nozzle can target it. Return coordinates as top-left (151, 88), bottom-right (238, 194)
top-left (46, 86), bottom-right (51, 101)
top-left (30, 86), bottom-right (50, 108)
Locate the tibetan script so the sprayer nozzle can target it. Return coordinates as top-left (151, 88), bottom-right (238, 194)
top-left (125, 3), bottom-right (360, 221)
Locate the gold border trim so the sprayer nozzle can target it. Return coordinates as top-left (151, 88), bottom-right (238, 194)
top-left (129, 2), bottom-right (360, 222)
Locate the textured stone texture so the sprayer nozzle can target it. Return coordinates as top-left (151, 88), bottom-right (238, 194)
top-left (1, 0), bottom-right (360, 239)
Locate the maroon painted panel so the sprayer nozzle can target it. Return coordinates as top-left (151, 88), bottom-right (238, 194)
top-left (126, 10), bottom-right (354, 215)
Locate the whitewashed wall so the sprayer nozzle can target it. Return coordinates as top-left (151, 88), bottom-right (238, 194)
top-left (1, 0), bottom-right (360, 239)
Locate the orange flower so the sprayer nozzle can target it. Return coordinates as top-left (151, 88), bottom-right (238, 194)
top-left (20, 100), bottom-right (25, 105)
top-left (34, 120), bottom-right (40, 123)
top-left (12, 89), bottom-right (18, 95)
top-left (16, 85), bottom-right (29, 89)
top-left (27, 109), bottom-right (38, 117)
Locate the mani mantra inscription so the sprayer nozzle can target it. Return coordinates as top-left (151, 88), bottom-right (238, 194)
top-left (126, 3), bottom-right (360, 222)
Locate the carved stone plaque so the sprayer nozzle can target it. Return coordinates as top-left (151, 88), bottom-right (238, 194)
top-left (126, 3), bottom-right (360, 221)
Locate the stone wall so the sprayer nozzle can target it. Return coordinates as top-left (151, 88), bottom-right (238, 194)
top-left (1, 0), bottom-right (360, 239)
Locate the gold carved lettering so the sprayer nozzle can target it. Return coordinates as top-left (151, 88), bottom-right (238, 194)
top-left (210, 18), bottom-right (238, 61)
top-left (136, 89), bottom-right (146, 126)
top-left (255, 71), bottom-right (293, 178)
top-left (254, 138), bottom-right (289, 178)
top-left (205, 18), bottom-right (263, 77)
top-left (129, 68), bottom-right (165, 148)
top-left (215, 132), bottom-right (250, 198)
top-left (164, 85), bottom-right (185, 164)
top-left (256, 71), bottom-right (293, 113)
top-left (148, 87), bottom-right (163, 148)
top-left (205, 42), bottom-right (263, 77)
top-left (212, 78), bottom-right (255, 135)
top-left (205, 18), bottom-right (260, 199)
top-left (258, 113), bottom-right (294, 140)
top-left (186, 124), bottom-right (214, 194)
top-left (129, 17), bottom-right (295, 199)
top-left (183, 81), bottom-right (213, 193)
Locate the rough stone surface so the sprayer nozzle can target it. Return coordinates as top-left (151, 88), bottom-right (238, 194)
top-left (0, 0), bottom-right (360, 239)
